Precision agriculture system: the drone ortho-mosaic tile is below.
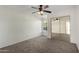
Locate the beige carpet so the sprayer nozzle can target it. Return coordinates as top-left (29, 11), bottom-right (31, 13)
top-left (0, 35), bottom-right (78, 53)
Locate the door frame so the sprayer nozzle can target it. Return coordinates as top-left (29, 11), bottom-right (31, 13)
top-left (48, 15), bottom-right (70, 39)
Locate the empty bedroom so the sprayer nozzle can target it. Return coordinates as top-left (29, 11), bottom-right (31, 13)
top-left (0, 5), bottom-right (79, 53)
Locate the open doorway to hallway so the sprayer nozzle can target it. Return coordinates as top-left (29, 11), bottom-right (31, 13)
top-left (52, 16), bottom-right (70, 42)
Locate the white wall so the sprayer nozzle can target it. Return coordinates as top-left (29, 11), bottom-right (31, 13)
top-left (74, 6), bottom-right (79, 49)
top-left (53, 6), bottom-right (79, 49)
top-left (0, 6), bottom-right (41, 48)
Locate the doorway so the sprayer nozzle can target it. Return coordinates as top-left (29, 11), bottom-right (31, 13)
top-left (52, 16), bottom-right (70, 42)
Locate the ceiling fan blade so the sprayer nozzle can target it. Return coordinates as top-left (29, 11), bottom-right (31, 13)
top-left (32, 12), bottom-right (37, 14)
top-left (43, 10), bottom-right (52, 13)
top-left (44, 5), bottom-right (49, 9)
top-left (32, 7), bottom-right (38, 9)
top-left (32, 11), bottom-right (39, 14)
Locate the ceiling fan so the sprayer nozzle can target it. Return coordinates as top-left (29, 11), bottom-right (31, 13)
top-left (32, 5), bottom-right (52, 15)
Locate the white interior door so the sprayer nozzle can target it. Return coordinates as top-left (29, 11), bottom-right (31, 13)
top-left (52, 20), bottom-right (59, 33)
top-left (60, 17), bottom-right (66, 33)
top-left (60, 16), bottom-right (70, 34)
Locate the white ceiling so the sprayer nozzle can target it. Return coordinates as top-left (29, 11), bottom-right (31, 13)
top-left (0, 5), bottom-right (75, 19)
top-left (49, 5), bottom-right (74, 12)
top-left (0, 5), bottom-right (74, 13)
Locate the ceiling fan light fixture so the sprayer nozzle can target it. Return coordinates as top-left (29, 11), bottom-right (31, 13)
top-left (37, 12), bottom-right (40, 14)
top-left (40, 11), bottom-right (43, 14)
top-left (32, 5), bottom-right (51, 15)
top-left (37, 11), bottom-right (43, 15)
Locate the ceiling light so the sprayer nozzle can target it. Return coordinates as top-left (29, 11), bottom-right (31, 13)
top-left (37, 11), bottom-right (43, 15)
